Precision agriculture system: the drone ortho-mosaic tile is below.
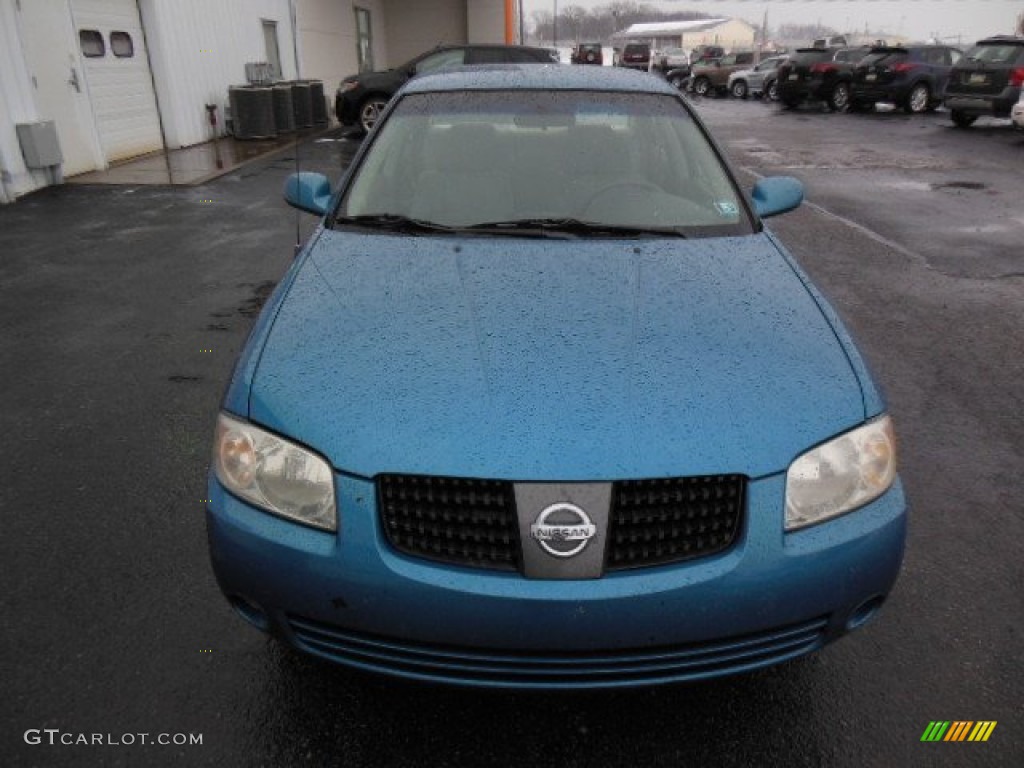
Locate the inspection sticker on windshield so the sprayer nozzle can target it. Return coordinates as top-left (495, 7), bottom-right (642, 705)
top-left (714, 200), bottom-right (739, 217)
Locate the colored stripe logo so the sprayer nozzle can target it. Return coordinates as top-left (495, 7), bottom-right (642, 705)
top-left (921, 721), bottom-right (997, 742)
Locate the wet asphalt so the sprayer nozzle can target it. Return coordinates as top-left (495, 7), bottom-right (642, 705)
top-left (1, 101), bottom-right (1022, 768)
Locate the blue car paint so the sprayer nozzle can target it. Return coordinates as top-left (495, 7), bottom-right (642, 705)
top-left (283, 171), bottom-right (333, 215)
top-left (208, 65), bottom-right (906, 688)
top-left (246, 231), bottom-right (866, 481)
top-left (207, 471), bottom-right (906, 687)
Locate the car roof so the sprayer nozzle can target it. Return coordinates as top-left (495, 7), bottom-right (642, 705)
top-left (975, 35), bottom-right (1024, 45)
top-left (404, 64), bottom-right (680, 96)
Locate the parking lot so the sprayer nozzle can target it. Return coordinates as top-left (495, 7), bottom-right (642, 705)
top-left (2, 98), bottom-right (1021, 767)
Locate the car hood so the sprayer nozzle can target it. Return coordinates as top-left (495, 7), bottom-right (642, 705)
top-left (248, 231), bottom-right (866, 480)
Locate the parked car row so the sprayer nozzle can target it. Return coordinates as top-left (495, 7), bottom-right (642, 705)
top-left (676, 36), bottom-right (1024, 130)
top-left (333, 39), bottom-right (1023, 135)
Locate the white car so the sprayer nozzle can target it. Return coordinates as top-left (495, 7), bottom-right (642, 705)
top-left (1012, 92), bottom-right (1024, 131)
top-left (656, 47), bottom-right (690, 70)
top-left (727, 56), bottom-right (787, 100)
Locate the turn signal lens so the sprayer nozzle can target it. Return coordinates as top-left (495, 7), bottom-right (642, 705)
top-left (213, 413), bottom-right (336, 531)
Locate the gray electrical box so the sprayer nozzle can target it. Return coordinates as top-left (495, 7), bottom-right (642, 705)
top-left (16, 121), bottom-right (63, 168)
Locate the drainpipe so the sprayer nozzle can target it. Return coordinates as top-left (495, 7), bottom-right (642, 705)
top-left (135, 0), bottom-right (170, 158)
top-left (505, 0), bottom-right (514, 44)
top-left (0, 168), bottom-right (11, 204)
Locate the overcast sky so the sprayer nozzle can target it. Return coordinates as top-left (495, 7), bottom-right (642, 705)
top-left (523, 1), bottom-right (1022, 47)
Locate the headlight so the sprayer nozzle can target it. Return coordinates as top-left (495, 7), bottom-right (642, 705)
top-left (213, 413), bottom-right (336, 531)
top-left (785, 415), bottom-right (897, 531)
top-left (339, 81), bottom-right (359, 93)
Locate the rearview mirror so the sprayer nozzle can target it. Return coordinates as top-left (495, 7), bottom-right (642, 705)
top-left (751, 176), bottom-right (803, 218)
top-left (284, 172), bottom-right (333, 216)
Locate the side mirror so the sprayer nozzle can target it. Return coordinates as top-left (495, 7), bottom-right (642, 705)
top-left (284, 172), bottom-right (333, 216)
top-left (751, 176), bottom-right (803, 218)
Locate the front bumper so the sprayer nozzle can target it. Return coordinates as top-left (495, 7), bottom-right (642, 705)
top-left (334, 90), bottom-right (361, 126)
top-left (207, 471), bottom-right (907, 688)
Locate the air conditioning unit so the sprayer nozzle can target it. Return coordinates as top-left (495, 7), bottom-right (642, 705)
top-left (229, 86), bottom-right (277, 140)
top-left (290, 81), bottom-right (314, 128)
top-left (308, 80), bottom-right (328, 124)
top-left (272, 84), bottom-right (295, 133)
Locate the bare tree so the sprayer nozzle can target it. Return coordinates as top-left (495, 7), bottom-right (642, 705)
top-left (561, 5), bottom-right (588, 42)
top-left (530, 9), bottom-right (554, 44)
top-left (1016, 10), bottom-right (1024, 36)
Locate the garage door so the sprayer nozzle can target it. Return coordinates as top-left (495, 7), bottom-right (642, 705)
top-left (71, 0), bottom-right (163, 163)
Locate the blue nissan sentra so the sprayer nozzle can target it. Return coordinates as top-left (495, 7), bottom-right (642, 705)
top-left (207, 65), bottom-right (906, 688)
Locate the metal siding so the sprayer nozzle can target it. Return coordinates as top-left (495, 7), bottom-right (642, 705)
top-left (296, 0), bottom-right (387, 88)
top-left (71, 0), bottom-right (164, 162)
top-left (140, 0), bottom-right (296, 148)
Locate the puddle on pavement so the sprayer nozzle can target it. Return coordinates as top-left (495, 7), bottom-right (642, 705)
top-left (236, 281), bottom-right (277, 317)
top-left (931, 181), bottom-right (987, 191)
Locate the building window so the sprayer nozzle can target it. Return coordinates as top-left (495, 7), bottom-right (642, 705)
top-left (355, 7), bottom-right (374, 73)
top-left (79, 29), bottom-right (105, 58)
top-left (262, 20), bottom-right (282, 79)
top-left (110, 31), bottom-right (134, 58)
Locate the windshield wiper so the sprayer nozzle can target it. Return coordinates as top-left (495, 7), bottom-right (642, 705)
top-left (465, 218), bottom-right (688, 239)
top-left (334, 213), bottom-right (459, 235)
top-left (334, 215), bottom-right (688, 239)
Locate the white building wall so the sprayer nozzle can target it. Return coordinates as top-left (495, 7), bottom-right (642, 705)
top-left (0, 0), bottom-right (38, 201)
top-left (138, 0), bottom-right (298, 148)
top-left (0, 0), bottom-right (91, 200)
top-left (382, 0), bottom-right (466, 65)
top-left (297, 0), bottom-right (388, 88)
top-left (467, 0), bottom-right (504, 44)
top-left (681, 20), bottom-right (756, 52)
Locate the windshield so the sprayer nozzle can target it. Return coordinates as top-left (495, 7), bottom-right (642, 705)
top-left (339, 90), bottom-right (752, 237)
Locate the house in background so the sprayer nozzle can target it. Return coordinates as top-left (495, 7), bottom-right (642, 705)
top-left (0, 0), bottom-right (513, 203)
top-left (612, 18), bottom-right (757, 54)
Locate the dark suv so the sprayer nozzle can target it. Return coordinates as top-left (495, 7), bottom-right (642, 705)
top-left (335, 44), bottom-right (560, 133)
top-left (851, 45), bottom-right (961, 113)
top-left (571, 43), bottom-right (604, 66)
top-left (776, 46), bottom-right (871, 111)
top-left (943, 35), bottom-right (1024, 127)
top-left (617, 43), bottom-right (651, 71)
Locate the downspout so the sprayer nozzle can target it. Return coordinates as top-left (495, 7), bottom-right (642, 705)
top-left (134, 0), bottom-right (171, 175)
top-left (0, 167), bottom-right (11, 204)
top-left (505, 0), bottom-right (514, 44)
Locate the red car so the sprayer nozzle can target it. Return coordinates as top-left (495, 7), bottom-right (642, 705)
top-left (571, 43), bottom-right (603, 66)
top-left (617, 42), bottom-right (651, 71)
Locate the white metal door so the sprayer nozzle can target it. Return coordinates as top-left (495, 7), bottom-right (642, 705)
top-left (15, 0), bottom-right (102, 176)
top-left (71, 0), bottom-right (163, 163)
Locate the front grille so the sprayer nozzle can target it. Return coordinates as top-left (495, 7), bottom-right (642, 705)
top-left (378, 474), bottom-right (520, 571)
top-left (607, 475), bottom-right (745, 571)
top-left (378, 473), bottom-right (746, 573)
